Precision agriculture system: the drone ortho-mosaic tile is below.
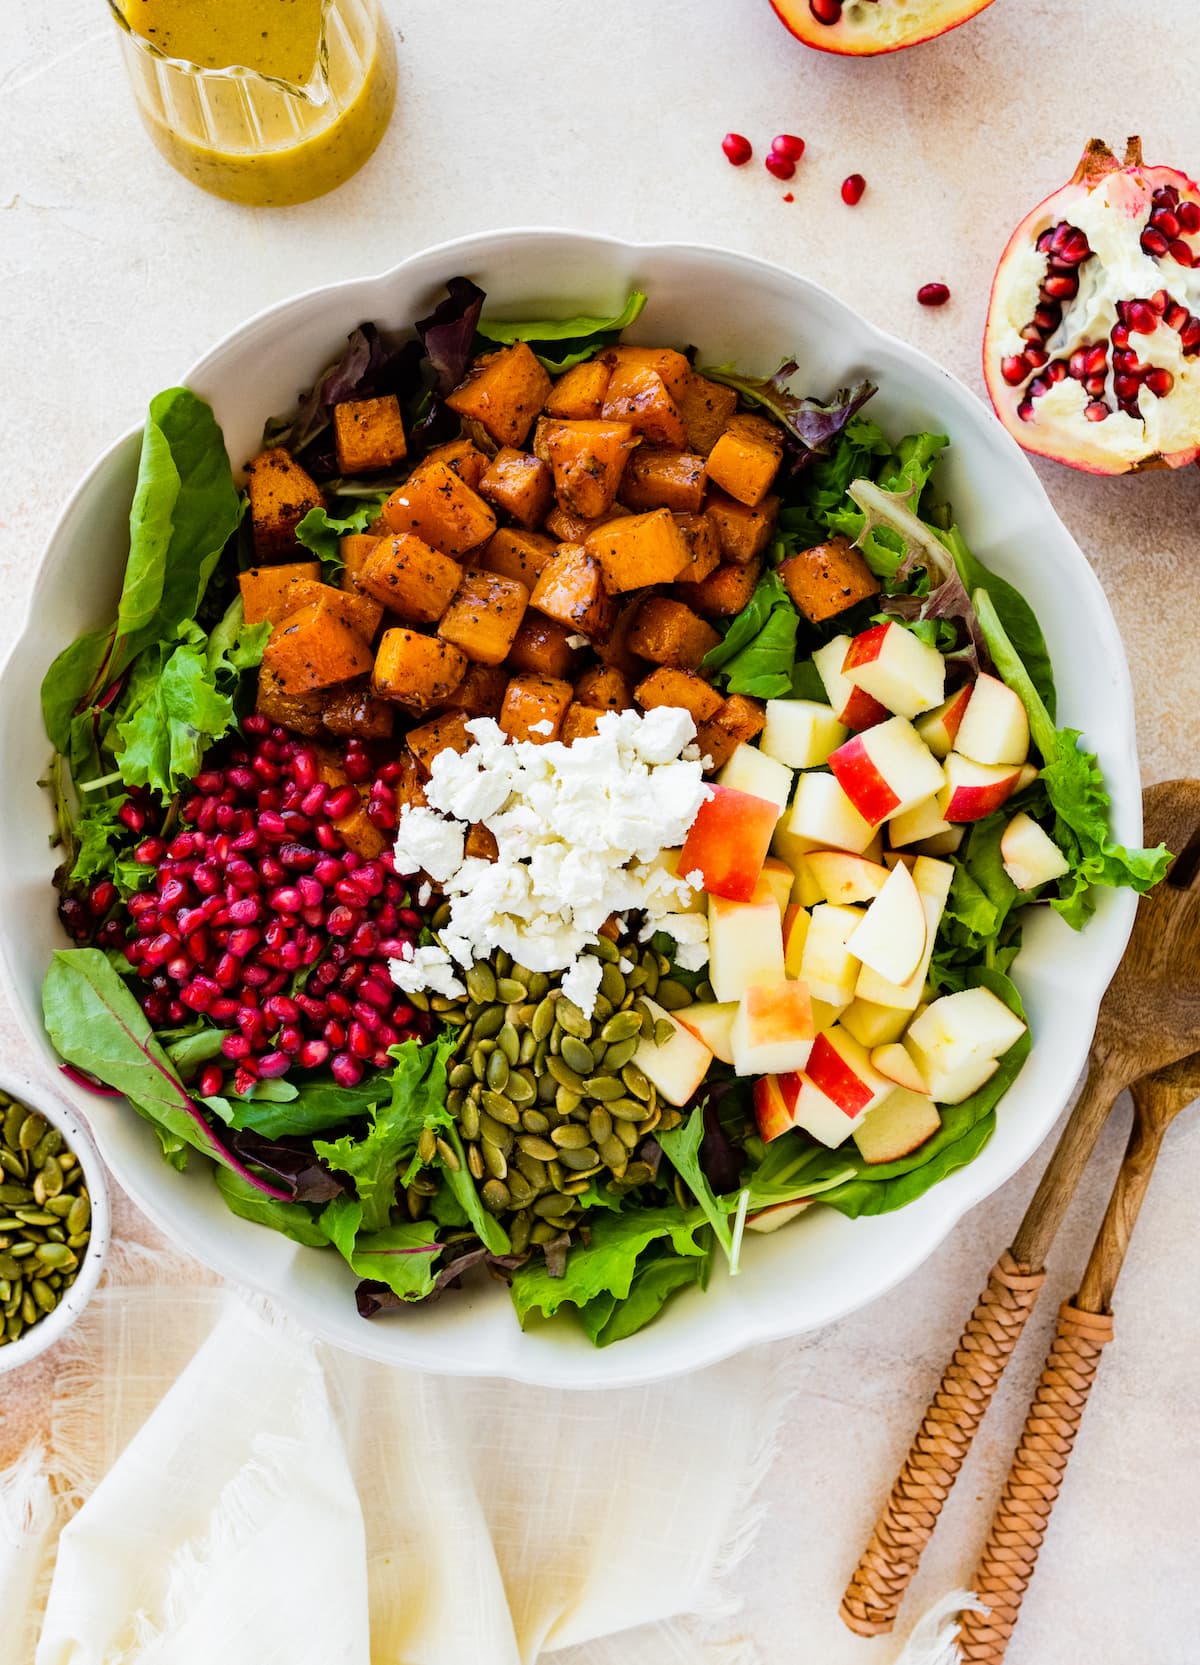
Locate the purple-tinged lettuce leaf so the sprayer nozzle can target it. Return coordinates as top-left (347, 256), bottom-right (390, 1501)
top-left (415, 276), bottom-right (486, 395)
top-left (703, 361), bottom-right (876, 465)
top-left (226, 1128), bottom-right (345, 1204)
top-left (355, 1242), bottom-right (528, 1316)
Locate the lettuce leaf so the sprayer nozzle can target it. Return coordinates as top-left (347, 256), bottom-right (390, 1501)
top-left (319, 1195), bottom-right (441, 1301)
top-left (509, 1205), bottom-right (706, 1326)
top-left (701, 571), bottom-right (801, 698)
top-left (578, 1252), bottom-right (707, 1347)
top-left (295, 496), bottom-right (389, 573)
top-left (703, 362), bottom-right (876, 464)
top-left (658, 1107), bottom-right (735, 1263)
top-left (477, 291), bottom-right (647, 374)
top-left (214, 1167), bottom-right (329, 1247)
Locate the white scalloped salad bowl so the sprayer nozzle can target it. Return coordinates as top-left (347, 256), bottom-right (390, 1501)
top-left (0, 230), bottom-right (1139, 1387)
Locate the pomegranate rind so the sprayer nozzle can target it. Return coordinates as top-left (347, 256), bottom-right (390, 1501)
top-left (983, 138), bottom-right (1200, 476)
top-left (770, 0), bottom-right (997, 56)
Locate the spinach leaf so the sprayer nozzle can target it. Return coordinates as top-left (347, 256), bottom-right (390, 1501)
top-left (579, 1251), bottom-right (707, 1347)
top-left (164, 1026), bottom-right (229, 1075)
top-left (946, 530), bottom-right (1055, 718)
top-left (701, 571), bottom-right (802, 698)
top-left (477, 291), bottom-right (647, 373)
top-left (208, 1074), bottom-right (391, 1139)
top-left (214, 1167), bottom-right (328, 1247)
top-left (509, 1205), bottom-right (705, 1326)
top-left (319, 1196), bottom-right (441, 1300)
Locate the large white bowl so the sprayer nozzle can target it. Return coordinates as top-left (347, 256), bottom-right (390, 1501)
top-left (0, 231), bottom-right (1138, 1387)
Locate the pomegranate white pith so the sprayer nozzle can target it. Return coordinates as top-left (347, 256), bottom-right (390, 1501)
top-left (770, 0), bottom-right (996, 56)
top-left (984, 138), bottom-right (1200, 474)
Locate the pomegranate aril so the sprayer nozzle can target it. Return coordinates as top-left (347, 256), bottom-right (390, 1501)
top-left (327, 905), bottom-right (356, 937)
top-left (1180, 319), bottom-right (1200, 351)
top-left (809, 0), bottom-right (842, 18)
top-left (765, 153), bottom-right (795, 182)
top-left (771, 134), bottom-right (805, 162)
top-left (917, 283), bottom-right (950, 307)
top-left (841, 174), bottom-right (866, 207)
top-left (1178, 201), bottom-right (1200, 234)
top-left (234, 1065), bottom-right (259, 1096)
top-left (324, 1019), bottom-right (348, 1049)
top-left (1128, 302), bottom-right (1157, 334)
top-left (210, 996), bottom-right (239, 1022)
top-left (348, 1023), bottom-right (374, 1059)
top-left (344, 750), bottom-right (374, 784)
top-left (222, 1032), bottom-right (253, 1061)
top-left (298, 1039), bottom-right (331, 1069)
top-left (1084, 374), bottom-right (1108, 396)
top-left (1024, 346), bottom-right (1049, 369)
top-left (1169, 240), bottom-right (1194, 268)
top-left (1042, 273), bottom-right (1078, 300)
top-left (1142, 229), bottom-right (1170, 257)
top-left (1113, 374), bottom-right (1141, 401)
top-left (1145, 367), bottom-right (1174, 396)
top-left (721, 132), bottom-right (752, 167)
top-left (198, 1064), bottom-right (224, 1098)
top-left (331, 1053), bottom-right (364, 1088)
top-left (326, 786), bottom-right (359, 820)
top-left (134, 837), bottom-right (166, 865)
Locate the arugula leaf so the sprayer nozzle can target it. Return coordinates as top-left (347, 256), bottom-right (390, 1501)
top-left (701, 571), bottom-right (802, 698)
top-left (702, 362), bottom-right (876, 461)
top-left (477, 291), bottom-right (647, 373)
top-left (319, 1195), bottom-right (441, 1300)
top-left (214, 1167), bottom-right (328, 1247)
top-left (579, 1252), bottom-right (707, 1347)
top-left (509, 1205), bottom-right (705, 1326)
top-left (295, 497), bottom-right (389, 573)
top-left (658, 1108), bottom-right (734, 1263)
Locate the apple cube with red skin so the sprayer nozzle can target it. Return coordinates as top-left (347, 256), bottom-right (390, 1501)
top-left (842, 622), bottom-right (946, 719)
top-left (805, 851), bottom-right (890, 906)
top-left (679, 783), bottom-right (778, 902)
top-left (758, 856), bottom-right (794, 914)
top-left (852, 1088), bottom-right (941, 1165)
top-left (846, 859), bottom-right (928, 985)
top-left (760, 698), bottom-right (849, 769)
top-left (731, 981), bottom-right (815, 1076)
top-left (954, 673), bottom-right (1029, 767)
top-left (915, 685), bottom-right (972, 759)
top-left (676, 1000), bottom-right (737, 1064)
top-left (708, 891), bottom-right (785, 1002)
top-left (632, 998), bottom-right (713, 1106)
top-left (782, 1027), bottom-right (893, 1147)
top-left (752, 1070), bottom-right (801, 1142)
top-left (813, 636), bottom-right (890, 731)
top-left (785, 771), bottom-right (877, 854)
top-left (799, 903), bottom-right (863, 1007)
top-left (717, 743), bottom-right (793, 818)
top-left (1000, 812), bottom-right (1070, 890)
top-left (940, 754), bottom-right (1023, 823)
top-left (829, 716), bottom-right (945, 825)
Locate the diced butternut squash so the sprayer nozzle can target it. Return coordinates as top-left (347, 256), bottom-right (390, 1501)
top-left (601, 363), bottom-right (686, 448)
top-left (696, 693), bottom-right (767, 771)
top-left (575, 664), bottom-right (634, 711)
top-left (437, 568), bottom-right (529, 666)
top-left (478, 527), bottom-right (557, 589)
top-left (247, 449), bottom-right (324, 560)
top-left (332, 395), bottom-right (407, 475)
top-left (394, 752), bottom-right (428, 810)
top-left (465, 822), bottom-right (499, 860)
top-left (529, 545), bottom-right (614, 639)
top-left (333, 589), bottom-right (385, 641)
top-left (676, 558), bottom-right (763, 619)
top-left (361, 534), bottom-right (463, 625)
top-left (477, 447), bottom-right (554, 529)
top-left (677, 375), bottom-right (739, 455)
top-left (445, 342), bottom-right (552, 448)
top-left (561, 703), bottom-right (606, 743)
top-left (604, 346), bottom-right (692, 401)
top-left (545, 359), bottom-right (612, 420)
top-left (620, 449), bottom-right (707, 514)
top-left (261, 591), bottom-right (374, 694)
top-left (505, 615), bottom-right (583, 680)
top-left (705, 490), bottom-right (781, 564)
top-left (239, 563), bottom-right (322, 626)
top-left (255, 664), bottom-right (327, 736)
top-left (322, 683), bottom-right (395, 740)
top-left (333, 799), bottom-right (388, 860)
top-left (499, 674), bottom-right (574, 744)
top-left (705, 413), bottom-right (785, 507)
top-left (585, 508), bottom-right (690, 594)
top-left (634, 666), bottom-right (724, 724)
top-left (544, 503), bottom-right (630, 543)
top-left (372, 628), bottom-right (467, 710)
top-left (627, 596), bottom-right (722, 670)
top-left (425, 436), bottom-right (490, 491)
top-left (779, 536), bottom-right (880, 624)
top-left (673, 512), bottom-right (721, 583)
top-left (594, 600), bottom-right (648, 678)
top-left (545, 420), bottom-right (639, 519)
top-left (339, 534), bottom-right (381, 596)
top-left (382, 460), bottom-right (497, 556)
top-left (405, 711), bottom-right (473, 774)
top-left (445, 661), bottom-right (507, 719)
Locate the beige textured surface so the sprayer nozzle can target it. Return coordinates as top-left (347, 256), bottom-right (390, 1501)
top-left (2, 1), bottom-right (1199, 1659)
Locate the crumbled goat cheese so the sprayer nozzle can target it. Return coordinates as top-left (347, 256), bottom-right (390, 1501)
top-left (389, 943), bottom-right (466, 999)
top-left (529, 719), bottom-right (554, 736)
top-left (389, 709), bottom-right (711, 1015)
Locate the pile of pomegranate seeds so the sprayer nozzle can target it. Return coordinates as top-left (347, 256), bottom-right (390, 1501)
top-left (1141, 183), bottom-right (1200, 265)
top-left (80, 717), bottom-right (432, 1099)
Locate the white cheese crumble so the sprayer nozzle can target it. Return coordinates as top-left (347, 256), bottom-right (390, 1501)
top-left (389, 943), bottom-right (466, 1000)
top-left (389, 708), bottom-right (711, 1015)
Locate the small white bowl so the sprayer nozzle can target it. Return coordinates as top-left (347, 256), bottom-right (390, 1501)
top-left (0, 1075), bottom-right (110, 1375)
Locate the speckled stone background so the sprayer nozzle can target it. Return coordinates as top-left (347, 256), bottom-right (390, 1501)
top-left (2, 2), bottom-right (1199, 1659)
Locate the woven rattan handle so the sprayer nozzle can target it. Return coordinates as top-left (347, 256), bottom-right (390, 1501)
top-left (957, 1301), bottom-right (1114, 1663)
top-left (840, 1251), bottom-right (1047, 1637)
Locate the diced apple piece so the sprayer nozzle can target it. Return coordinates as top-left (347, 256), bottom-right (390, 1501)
top-left (940, 754), bottom-right (1023, 823)
top-left (760, 698), bottom-right (849, 769)
top-left (915, 685), bottom-right (972, 759)
top-left (883, 851), bottom-right (918, 872)
top-left (643, 847), bottom-right (707, 915)
top-left (752, 1071), bottom-right (800, 1143)
top-left (731, 982), bottom-right (815, 1076)
top-left (854, 857), bottom-right (953, 1011)
top-left (829, 716), bottom-right (946, 825)
top-left (907, 1049), bottom-right (1000, 1106)
top-left (1016, 764), bottom-right (1039, 792)
top-left (842, 622), bottom-right (946, 719)
top-left (907, 987), bottom-right (1027, 1073)
top-left (782, 904), bottom-right (810, 977)
top-left (676, 1000), bottom-right (737, 1064)
top-left (745, 1199), bottom-right (812, 1234)
top-left (759, 856), bottom-right (794, 914)
top-left (770, 819), bottom-right (820, 875)
top-left (805, 851), bottom-right (890, 906)
top-left (913, 827), bottom-right (965, 857)
top-left (911, 855), bottom-right (955, 906)
top-left (889, 794), bottom-right (955, 848)
top-left (840, 998), bottom-right (911, 1049)
top-left (810, 998), bottom-right (847, 1032)
top-left (806, 1027), bottom-right (893, 1117)
top-left (680, 782), bottom-right (778, 901)
top-left (633, 998), bottom-right (713, 1106)
top-left (785, 771), bottom-right (877, 855)
top-left (813, 636), bottom-right (891, 732)
top-left (717, 743), bottom-right (793, 818)
top-left (789, 855), bottom-right (826, 909)
top-left (852, 1088), bottom-right (941, 1164)
top-left (870, 1043), bottom-right (928, 1095)
top-left (708, 892), bottom-right (785, 1003)
top-left (1000, 813), bottom-right (1071, 891)
top-left (799, 904), bottom-right (863, 1008)
top-left (954, 673), bottom-right (1030, 767)
top-left (846, 860), bottom-right (927, 985)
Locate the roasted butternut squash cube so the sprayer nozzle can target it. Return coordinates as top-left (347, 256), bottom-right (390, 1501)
top-left (425, 436), bottom-right (490, 491)
top-left (332, 395), bottom-right (407, 475)
top-left (575, 664), bottom-right (634, 711)
top-left (339, 534), bottom-right (381, 596)
top-left (322, 683), bottom-right (395, 740)
top-left (247, 449), bottom-right (324, 560)
top-left (545, 420), bottom-right (638, 519)
top-left (673, 512), bottom-right (721, 583)
top-left (529, 545), bottom-right (614, 639)
top-left (437, 568), bottom-right (529, 666)
top-left (560, 703), bottom-right (606, 743)
top-left (478, 448), bottom-right (554, 529)
top-left (333, 799), bottom-right (388, 860)
top-left (261, 591), bottom-right (374, 694)
top-left (677, 375), bottom-right (739, 455)
top-left (394, 751), bottom-right (428, 811)
top-left (239, 563), bottom-right (322, 626)
top-left (372, 628), bottom-right (467, 711)
top-left (446, 662), bottom-right (507, 719)
top-left (505, 615), bottom-right (583, 680)
top-left (545, 359), bottom-right (612, 420)
top-left (627, 596), bottom-right (722, 670)
top-left (584, 508), bottom-right (690, 594)
top-left (544, 502), bottom-right (630, 543)
top-left (361, 534), bottom-right (463, 625)
top-left (705, 413), bottom-right (785, 507)
top-left (499, 674), bottom-right (574, 744)
top-left (675, 558), bottom-right (763, 619)
top-left (445, 342), bottom-right (552, 448)
top-left (465, 822), bottom-right (499, 861)
top-left (601, 363), bottom-right (686, 448)
top-left (620, 449), bottom-right (707, 514)
top-left (478, 527), bottom-right (557, 589)
top-left (405, 710), bottom-right (473, 774)
top-left (779, 536), bottom-right (880, 624)
top-left (255, 664), bottom-right (327, 736)
top-left (696, 693), bottom-right (767, 771)
top-left (333, 588), bottom-right (385, 642)
top-left (594, 599), bottom-right (648, 678)
top-left (705, 490), bottom-right (780, 564)
top-left (382, 460), bottom-right (497, 556)
top-left (604, 346), bottom-right (693, 401)
top-left (633, 667), bottom-right (724, 725)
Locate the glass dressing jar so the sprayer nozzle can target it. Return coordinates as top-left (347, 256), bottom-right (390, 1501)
top-left (107, 0), bottom-right (397, 207)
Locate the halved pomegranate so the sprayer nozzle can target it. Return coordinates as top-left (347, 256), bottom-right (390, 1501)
top-left (770, 0), bottom-right (996, 56)
top-left (984, 138), bottom-right (1200, 475)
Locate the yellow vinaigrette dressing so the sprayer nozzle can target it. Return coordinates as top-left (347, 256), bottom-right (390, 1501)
top-left (112, 0), bottom-right (396, 206)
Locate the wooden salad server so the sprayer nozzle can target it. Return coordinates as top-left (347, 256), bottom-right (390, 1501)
top-left (956, 1047), bottom-right (1200, 1662)
top-left (841, 779), bottom-right (1200, 1637)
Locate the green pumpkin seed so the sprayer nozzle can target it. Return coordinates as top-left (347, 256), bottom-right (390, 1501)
top-left (34, 1242), bottom-right (75, 1271)
top-left (506, 1071), bottom-right (536, 1106)
top-left (482, 1142), bottom-right (508, 1181)
top-left (486, 1050), bottom-right (510, 1093)
top-left (435, 1137), bottom-right (461, 1172)
top-left (582, 1076), bottom-right (623, 1102)
top-left (555, 1086), bottom-right (583, 1116)
top-left (467, 1144), bottom-right (485, 1181)
top-left (509, 1210), bottom-right (532, 1254)
top-left (30, 1278), bottom-right (56, 1314)
top-left (658, 1108), bottom-right (683, 1133)
top-left (600, 1036), bottom-right (639, 1070)
top-left (521, 1109), bottom-right (550, 1135)
top-left (653, 1019), bottom-right (677, 1048)
top-left (591, 936), bottom-right (619, 964)
top-left (481, 1178), bottom-right (511, 1214)
top-left (621, 1063), bottom-right (652, 1101)
top-left (478, 1111), bottom-right (513, 1151)
top-left (518, 1031), bottom-right (537, 1066)
top-left (546, 1056), bottom-right (584, 1092)
top-left (495, 977), bottom-right (527, 1004)
top-left (695, 979), bottom-right (716, 1003)
top-left (497, 1023), bottom-right (521, 1066)
top-left (0, 1184), bottom-right (32, 1207)
top-left (15, 1209), bottom-right (56, 1227)
top-left (599, 964), bottom-right (627, 1005)
top-left (560, 1036), bottom-right (594, 1075)
top-left (655, 979), bottom-right (692, 1011)
top-left (459, 1096), bottom-right (481, 1141)
top-left (556, 998), bottom-right (591, 1038)
top-left (536, 1070), bottom-right (557, 1105)
top-left (615, 1118), bottom-right (642, 1149)
top-left (527, 971), bottom-right (550, 1000)
top-left (449, 1063), bottom-right (474, 1090)
top-left (516, 1152), bottom-right (548, 1189)
top-left (507, 1171), bottom-right (535, 1208)
top-left (0, 1254), bottom-right (19, 1280)
top-left (0, 1149), bottom-right (25, 1179)
top-left (608, 1097), bottom-right (649, 1122)
top-left (599, 1135), bottom-right (629, 1172)
top-left (559, 1148), bottom-right (601, 1172)
top-left (550, 1123), bottom-right (591, 1150)
top-left (600, 1009), bottom-right (641, 1044)
top-left (17, 1115), bottom-right (45, 1154)
top-left (588, 1107), bottom-right (613, 1144)
top-left (473, 1006), bottom-right (505, 1040)
top-left (532, 1192), bottom-right (574, 1220)
top-left (517, 1135), bottom-right (558, 1162)
top-left (45, 1194), bottom-right (74, 1218)
top-left (481, 1091), bottom-right (520, 1126)
top-left (532, 997), bottom-right (557, 1042)
top-left (33, 1129), bottom-right (63, 1165)
top-left (641, 956), bottom-right (660, 998)
top-left (3, 1105), bottom-right (26, 1148)
top-left (466, 963), bottom-right (497, 1004)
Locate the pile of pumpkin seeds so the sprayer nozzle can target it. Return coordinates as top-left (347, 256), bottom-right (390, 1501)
top-left (405, 921), bottom-right (713, 1256)
top-left (0, 1091), bottom-right (92, 1347)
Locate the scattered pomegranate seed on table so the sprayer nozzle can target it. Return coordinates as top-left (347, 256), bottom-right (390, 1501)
top-left (722, 133), bottom-right (753, 166)
top-left (841, 173), bottom-right (866, 206)
top-left (771, 134), bottom-right (806, 162)
top-left (917, 283), bottom-right (951, 307)
top-left (783, 193), bottom-right (795, 204)
top-left (765, 152), bottom-right (796, 182)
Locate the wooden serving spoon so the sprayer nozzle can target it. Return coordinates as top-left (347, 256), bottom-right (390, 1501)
top-left (957, 1049), bottom-right (1200, 1662)
top-left (841, 779), bottom-right (1200, 1637)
